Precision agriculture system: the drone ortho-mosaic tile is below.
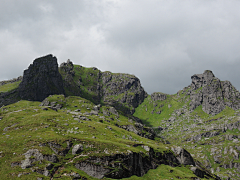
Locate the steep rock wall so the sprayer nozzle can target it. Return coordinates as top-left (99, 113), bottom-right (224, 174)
top-left (18, 54), bottom-right (65, 101)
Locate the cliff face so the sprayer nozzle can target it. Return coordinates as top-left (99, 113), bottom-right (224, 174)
top-left (101, 72), bottom-right (147, 114)
top-left (189, 70), bottom-right (240, 115)
top-left (18, 55), bottom-right (65, 101)
top-left (1, 56), bottom-right (146, 114)
top-left (59, 60), bottom-right (147, 115)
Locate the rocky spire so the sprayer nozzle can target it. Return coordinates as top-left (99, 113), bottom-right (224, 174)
top-left (18, 54), bottom-right (65, 101)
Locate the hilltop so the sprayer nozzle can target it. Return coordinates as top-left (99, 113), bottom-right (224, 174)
top-left (134, 70), bottom-right (240, 179)
top-left (0, 54), bottom-right (237, 179)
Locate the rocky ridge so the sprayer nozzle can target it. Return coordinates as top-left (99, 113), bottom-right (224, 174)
top-left (0, 55), bottom-right (146, 115)
top-left (134, 70), bottom-right (240, 179)
top-left (0, 55), bottom-right (236, 179)
top-left (59, 59), bottom-right (147, 115)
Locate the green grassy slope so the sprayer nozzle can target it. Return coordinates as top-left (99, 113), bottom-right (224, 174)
top-left (0, 81), bottom-right (21, 93)
top-left (0, 95), bottom-right (215, 180)
top-left (134, 90), bottom-right (240, 180)
top-left (133, 92), bottom-right (190, 127)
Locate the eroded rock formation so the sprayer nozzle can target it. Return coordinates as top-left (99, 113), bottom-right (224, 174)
top-left (188, 70), bottom-right (240, 115)
top-left (18, 54), bottom-right (65, 101)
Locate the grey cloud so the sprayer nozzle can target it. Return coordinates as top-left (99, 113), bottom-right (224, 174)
top-left (1, 0), bottom-right (240, 95)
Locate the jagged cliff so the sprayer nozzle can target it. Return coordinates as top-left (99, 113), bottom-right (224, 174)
top-left (186, 70), bottom-right (240, 115)
top-left (1, 55), bottom-right (238, 179)
top-left (18, 54), bottom-right (65, 101)
top-left (1, 55), bottom-right (146, 115)
top-left (59, 59), bottom-right (147, 115)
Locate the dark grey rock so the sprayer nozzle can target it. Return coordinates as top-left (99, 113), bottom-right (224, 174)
top-left (107, 126), bottom-right (112, 130)
top-left (75, 162), bottom-right (110, 179)
top-left (190, 166), bottom-right (207, 179)
top-left (213, 155), bottom-right (222, 164)
top-left (18, 54), bottom-right (65, 101)
top-left (75, 148), bottom-right (218, 179)
top-left (102, 108), bottom-right (110, 116)
top-left (11, 162), bottom-right (21, 167)
top-left (93, 105), bottom-right (100, 111)
top-left (48, 141), bottom-right (72, 156)
top-left (101, 72), bottom-right (147, 115)
top-left (45, 163), bottom-right (54, 170)
top-left (43, 154), bottom-right (58, 163)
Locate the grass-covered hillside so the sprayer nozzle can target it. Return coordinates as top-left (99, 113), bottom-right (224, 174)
top-left (134, 90), bottom-right (240, 180)
top-left (0, 79), bottom-right (22, 107)
top-left (0, 93), bottom-right (218, 180)
top-left (0, 57), bottom-right (223, 179)
top-left (0, 81), bottom-right (21, 93)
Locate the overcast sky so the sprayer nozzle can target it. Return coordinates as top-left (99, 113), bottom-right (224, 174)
top-left (1, 0), bottom-right (240, 94)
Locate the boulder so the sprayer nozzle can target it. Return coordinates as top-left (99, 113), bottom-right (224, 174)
top-left (72, 144), bottom-right (84, 155)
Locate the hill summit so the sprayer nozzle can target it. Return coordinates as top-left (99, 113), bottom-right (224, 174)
top-left (188, 70), bottom-right (240, 115)
top-left (134, 71), bottom-right (240, 179)
top-left (1, 54), bottom-right (239, 179)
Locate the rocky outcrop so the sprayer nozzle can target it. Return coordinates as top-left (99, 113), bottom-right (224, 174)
top-left (48, 141), bottom-right (72, 156)
top-left (75, 148), bottom-right (219, 179)
top-left (59, 60), bottom-right (81, 96)
top-left (72, 144), bottom-right (84, 155)
top-left (16, 141), bottom-right (220, 179)
top-left (118, 123), bottom-right (156, 140)
top-left (151, 92), bottom-right (167, 101)
top-left (188, 70), bottom-right (240, 115)
top-left (20, 149), bottom-right (58, 177)
top-left (101, 72), bottom-right (147, 114)
top-left (18, 54), bottom-right (65, 101)
top-left (59, 59), bottom-right (147, 115)
top-left (171, 146), bottom-right (195, 165)
top-left (0, 89), bottom-right (19, 107)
